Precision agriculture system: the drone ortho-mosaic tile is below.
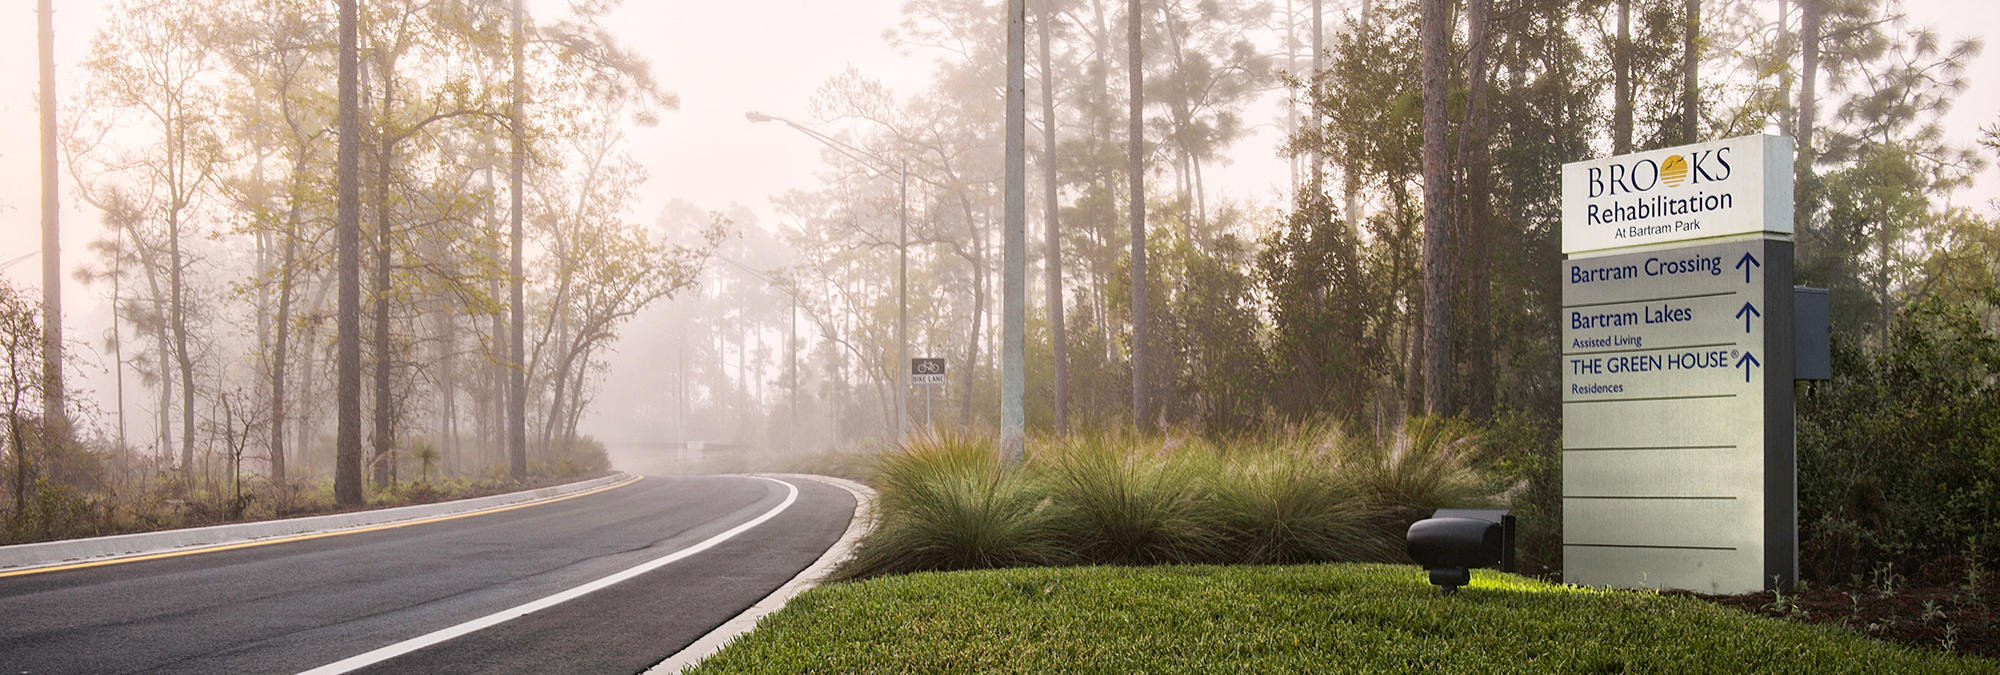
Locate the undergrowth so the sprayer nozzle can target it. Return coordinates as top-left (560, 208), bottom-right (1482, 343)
top-left (832, 419), bottom-right (1500, 580)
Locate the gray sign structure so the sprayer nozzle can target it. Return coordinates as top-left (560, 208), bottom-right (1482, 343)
top-left (1561, 238), bottom-right (1795, 594)
top-left (911, 358), bottom-right (946, 385)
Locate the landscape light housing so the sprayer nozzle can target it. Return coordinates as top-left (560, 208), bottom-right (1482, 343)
top-left (1406, 509), bottom-right (1516, 595)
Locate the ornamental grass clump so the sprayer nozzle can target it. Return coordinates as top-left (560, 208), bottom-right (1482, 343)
top-left (1339, 416), bottom-right (1502, 528)
top-left (830, 430), bottom-right (1060, 581)
top-left (1039, 434), bottom-right (1225, 565)
top-left (831, 420), bottom-right (1507, 580)
top-left (1206, 429), bottom-right (1400, 565)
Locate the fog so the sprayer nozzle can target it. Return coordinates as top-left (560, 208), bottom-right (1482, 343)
top-left (0, 0), bottom-right (1994, 478)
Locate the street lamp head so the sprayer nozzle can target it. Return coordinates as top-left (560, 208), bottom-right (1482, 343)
top-left (745, 111), bottom-right (774, 123)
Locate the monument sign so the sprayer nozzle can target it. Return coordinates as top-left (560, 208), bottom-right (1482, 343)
top-left (1561, 134), bottom-right (1796, 594)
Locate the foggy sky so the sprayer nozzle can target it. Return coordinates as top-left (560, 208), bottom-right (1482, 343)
top-left (0, 0), bottom-right (1994, 446)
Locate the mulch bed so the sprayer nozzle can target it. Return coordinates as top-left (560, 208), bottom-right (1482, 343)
top-left (1666, 567), bottom-right (1999, 660)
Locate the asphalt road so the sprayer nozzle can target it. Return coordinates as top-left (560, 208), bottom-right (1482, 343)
top-left (0, 474), bottom-right (854, 675)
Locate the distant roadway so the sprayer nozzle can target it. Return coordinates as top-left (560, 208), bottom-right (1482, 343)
top-left (0, 474), bottom-right (854, 674)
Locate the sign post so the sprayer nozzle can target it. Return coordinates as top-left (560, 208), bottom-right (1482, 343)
top-left (912, 358), bottom-right (945, 427)
top-left (1560, 134), bottom-right (1796, 594)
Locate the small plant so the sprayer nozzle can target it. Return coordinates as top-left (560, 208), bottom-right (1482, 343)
top-left (408, 441), bottom-right (441, 483)
top-left (1764, 580), bottom-right (1810, 620)
top-left (1964, 539), bottom-right (1989, 607)
top-left (1940, 624), bottom-right (1960, 653)
top-left (1871, 561), bottom-right (1903, 597)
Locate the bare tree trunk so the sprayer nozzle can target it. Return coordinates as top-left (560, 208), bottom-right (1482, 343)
top-left (373, 70), bottom-right (396, 488)
top-left (1002, 0), bottom-right (1028, 462)
top-left (1682, 0), bottom-right (1700, 143)
top-left (1462, 0), bottom-right (1494, 419)
top-left (1777, 0), bottom-right (1793, 137)
top-left (269, 158), bottom-right (303, 483)
top-left (508, 0), bottom-right (529, 480)
top-left (1419, 0), bottom-right (1453, 417)
top-left (297, 307), bottom-right (318, 473)
top-left (1344, 0), bottom-right (1376, 227)
top-left (334, 0), bottom-right (366, 507)
top-left (1128, 0), bottom-right (1149, 429)
top-left (1039, 0), bottom-right (1068, 435)
top-left (959, 197), bottom-right (986, 427)
top-left (1797, 0), bottom-right (1820, 163)
top-left (1613, 0), bottom-right (1633, 154)
top-left (113, 226), bottom-right (127, 464)
top-left (172, 207), bottom-right (195, 480)
top-left (38, 0), bottom-right (63, 435)
top-left (439, 306), bottom-right (456, 475)
top-left (1308, 0), bottom-right (1320, 181)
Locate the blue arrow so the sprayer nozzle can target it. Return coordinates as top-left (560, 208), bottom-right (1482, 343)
top-left (1736, 302), bottom-right (1761, 333)
top-left (1736, 351), bottom-right (1761, 382)
top-left (1736, 252), bottom-right (1762, 283)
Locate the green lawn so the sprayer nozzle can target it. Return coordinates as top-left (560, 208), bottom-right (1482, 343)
top-left (685, 564), bottom-right (1999, 674)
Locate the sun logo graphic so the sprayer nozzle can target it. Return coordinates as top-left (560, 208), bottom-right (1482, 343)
top-left (1660, 154), bottom-right (1689, 188)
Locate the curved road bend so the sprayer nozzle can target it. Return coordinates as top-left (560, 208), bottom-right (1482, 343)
top-left (0, 474), bottom-right (854, 675)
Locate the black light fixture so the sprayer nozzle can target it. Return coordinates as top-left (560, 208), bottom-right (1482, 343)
top-left (1406, 509), bottom-right (1516, 595)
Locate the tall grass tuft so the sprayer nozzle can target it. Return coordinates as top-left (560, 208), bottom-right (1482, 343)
top-left (1208, 428), bottom-right (1399, 565)
top-left (1340, 416), bottom-right (1501, 529)
top-left (831, 430), bottom-right (1060, 580)
top-left (1040, 434), bottom-right (1224, 565)
top-left (830, 419), bottom-right (1507, 581)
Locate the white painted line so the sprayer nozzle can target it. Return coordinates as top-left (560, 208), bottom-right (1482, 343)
top-left (294, 476), bottom-right (801, 675)
top-left (644, 474), bottom-right (876, 674)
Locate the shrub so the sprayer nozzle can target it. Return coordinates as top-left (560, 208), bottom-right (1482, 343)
top-left (833, 420), bottom-right (1507, 580)
top-left (1206, 431), bottom-right (1396, 564)
top-left (1338, 416), bottom-right (1501, 529)
top-left (831, 431), bottom-right (1062, 580)
top-left (1798, 293), bottom-right (2000, 584)
top-left (1040, 434), bottom-right (1224, 565)
top-left (1482, 409), bottom-right (1565, 577)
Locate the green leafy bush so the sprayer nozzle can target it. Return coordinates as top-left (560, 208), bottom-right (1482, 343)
top-left (1799, 293), bottom-right (2000, 584)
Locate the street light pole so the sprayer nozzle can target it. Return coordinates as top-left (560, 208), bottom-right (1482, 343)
top-left (747, 112), bottom-right (909, 439)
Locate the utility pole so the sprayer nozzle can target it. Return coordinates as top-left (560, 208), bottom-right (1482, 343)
top-left (1002, 0), bottom-right (1028, 465)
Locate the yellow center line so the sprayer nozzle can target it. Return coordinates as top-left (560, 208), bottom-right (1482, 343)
top-left (0, 474), bottom-right (644, 579)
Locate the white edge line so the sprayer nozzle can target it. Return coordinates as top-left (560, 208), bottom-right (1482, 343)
top-left (294, 476), bottom-right (801, 675)
top-left (643, 474), bottom-right (876, 674)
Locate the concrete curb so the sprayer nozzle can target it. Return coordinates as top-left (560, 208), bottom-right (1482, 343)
top-left (645, 473), bottom-right (876, 674)
top-left (0, 472), bottom-right (636, 573)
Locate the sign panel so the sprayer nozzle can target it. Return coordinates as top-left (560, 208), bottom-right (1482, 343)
top-left (1562, 134), bottom-right (1793, 254)
top-left (911, 358), bottom-right (946, 385)
top-left (1561, 238), bottom-right (1794, 594)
